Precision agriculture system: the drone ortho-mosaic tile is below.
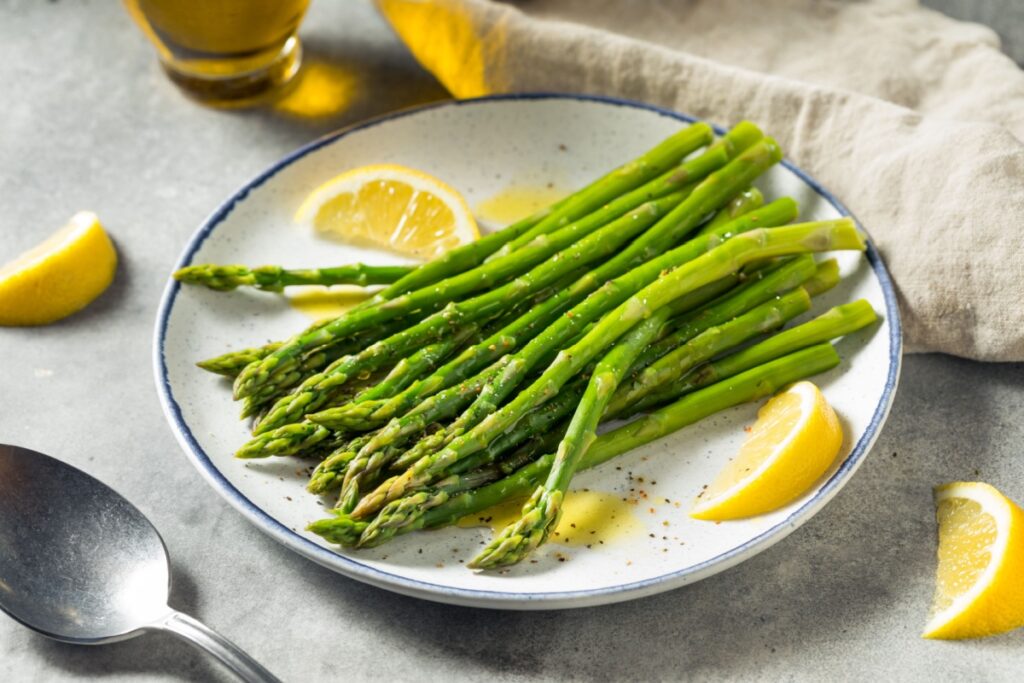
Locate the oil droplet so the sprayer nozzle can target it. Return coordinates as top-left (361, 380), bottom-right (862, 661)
top-left (286, 285), bottom-right (373, 321)
top-left (457, 490), bottom-right (642, 546)
top-left (476, 185), bottom-right (567, 226)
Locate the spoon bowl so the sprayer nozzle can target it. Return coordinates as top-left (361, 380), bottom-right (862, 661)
top-left (0, 444), bottom-right (279, 682)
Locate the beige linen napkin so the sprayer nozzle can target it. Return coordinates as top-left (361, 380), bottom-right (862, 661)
top-left (376, 0), bottom-right (1024, 360)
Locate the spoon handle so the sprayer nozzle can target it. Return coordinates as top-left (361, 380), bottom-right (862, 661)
top-left (157, 611), bottom-right (282, 683)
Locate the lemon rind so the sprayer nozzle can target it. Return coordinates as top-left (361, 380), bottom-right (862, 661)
top-left (921, 482), bottom-right (1014, 637)
top-left (690, 381), bottom-right (821, 517)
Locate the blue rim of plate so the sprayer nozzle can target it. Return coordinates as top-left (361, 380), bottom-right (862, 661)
top-left (153, 93), bottom-right (902, 608)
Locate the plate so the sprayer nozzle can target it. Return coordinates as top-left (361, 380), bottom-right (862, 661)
top-left (154, 94), bottom-right (901, 609)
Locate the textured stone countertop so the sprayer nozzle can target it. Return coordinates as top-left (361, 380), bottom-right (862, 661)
top-left (1, 1), bottom-right (1022, 680)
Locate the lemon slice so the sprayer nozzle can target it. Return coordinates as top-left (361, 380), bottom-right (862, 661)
top-left (0, 212), bottom-right (117, 326)
top-left (691, 381), bottom-right (843, 520)
top-left (295, 164), bottom-right (479, 260)
top-left (922, 482), bottom-right (1024, 639)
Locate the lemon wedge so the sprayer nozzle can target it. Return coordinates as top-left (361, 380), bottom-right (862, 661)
top-left (922, 482), bottom-right (1024, 639)
top-left (0, 211), bottom-right (117, 326)
top-left (295, 164), bottom-right (479, 260)
top-left (691, 381), bottom-right (843, 520)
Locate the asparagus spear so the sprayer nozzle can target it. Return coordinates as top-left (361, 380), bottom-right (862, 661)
top-left (315, 124), bottom-right (765, 431)
top-left (357, 426), bottom-right (565, 548)
top-left (316, 180), bottom-right (777, 435)
top-left (330, 193), bottom-right (797, 486)
top-left (356, 267), bottom-right (825, 543)
top-left (472, 297), bottom-right (680, 568)
top-left (197, 343), bottom-right (284, 377)
top-left (249, 189), bottom-right (691, 435)
top-left (801, 258), bottom-right (840, 296)
top-left (627, 299), bottom-right (878, 415)
top-left (700, 188), bottom-right (764, 235)
top-left (352, 220), bottom-right (865, 518)
top-left (411, 146), bottom-right (788, 451)
top-left (173, 263), bottom-right (413, 292)
top-left (244, 270), bottom-right (593, 462)
top-left (333, 145), bottom-right (791, 447)
top-left (233, 124), bottom-right (715, 400)
top-left (605, 287), bottom-right (812, 417)
top-left (626, 256), bottom-right (816, 373)
top-left (482, 121), bottom-right (763, 265)
top-left (238, 314), bottom-right (420, 415)
top-left (617, 254), bottom-right (837, 391)
top-left (310, 344), bottom-right (841, 548)
top-left (307, 433), bottom-right (376, 493)
top-left (279, 146), bottom-right (734, 432)
top-left (350, 274), bottom-right (740, 504)
top-left (242, 141), bottom-right (727, 412)
top-left (235, 327), bottom-right (482, 459)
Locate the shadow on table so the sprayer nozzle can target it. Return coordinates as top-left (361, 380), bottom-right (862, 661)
top-left (28, 564), bottom-right (233, 683)
top-left (292, 354), bottom-right (1024, 678)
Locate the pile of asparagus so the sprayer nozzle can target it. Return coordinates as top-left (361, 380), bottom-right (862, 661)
top-left (176, 120), bottom-right (877, 569)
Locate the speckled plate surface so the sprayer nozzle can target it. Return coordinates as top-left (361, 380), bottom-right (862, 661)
top-left (154, 94), bottom-right (901, 609)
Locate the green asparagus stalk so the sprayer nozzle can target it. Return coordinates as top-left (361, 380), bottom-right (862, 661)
top-left (335, 145), bottom-right (791, 454)
top-left (471, 297), bottom-right (679, 567)
top-left (266, 148), bottom-right (734, 434)
top-left (700, 188), bottom-right (764, 235)
top-left (482, 121), bottom-right (762, 265)
top-left (352, 220), bottom-right (865, 518)
top-left (614, 253), bottom-right (835, 395)
top-left (235, 327), bottom-right (479, 459)
top-left (237, 314), bottom-right (422, 417)
top-left (233, 124), bottom-right (715, 400)
top-left (244, 141), bottom-right (728, 414)
top-left (627, 299), bottom-right (878, 415)
top-left (388, 273), bottom-right (743, 476)
top-left (390, 259), bottom-right (827, 492)
top-left (357, 267), bottom-right (822, 544)
top-left (249, 189), bottom-right (691, 435)
top-left (307, 433), bottom-right (376, 493)
top-left (314, 187), bottom-right (767, 435)
top-left (197, 343), bottom-right (284, 377)
top-left (605, 287), bottom-right (812, 417)
top-left (801, 258), bottom-right (840, 297)
top-left (626, 256), bottom-right (815, 373)
top-left (310, 344), bottom-right (841, 548)
top-left (357, 422), bottom-right (567, 548)
top-left (413, 147), bottom-right (788, 451)
top-left (332, 193), bottom-right (797, 487)
top-left (308, 126), bottom-right (767, 433)
top-left (174, 263), bottom-right (413, 292)
top-left (198, 315), bottom-right (352, 378)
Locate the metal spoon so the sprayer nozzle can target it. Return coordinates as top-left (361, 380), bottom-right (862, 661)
top-left (0, 444), bottom-right (281, 683)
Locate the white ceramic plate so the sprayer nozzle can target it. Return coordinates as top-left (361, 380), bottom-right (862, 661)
top-left (154, 94), bottom-right (901, 609)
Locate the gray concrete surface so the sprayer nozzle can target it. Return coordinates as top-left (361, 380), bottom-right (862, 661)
top-left (1, 1), bottom-right (1022, 681)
